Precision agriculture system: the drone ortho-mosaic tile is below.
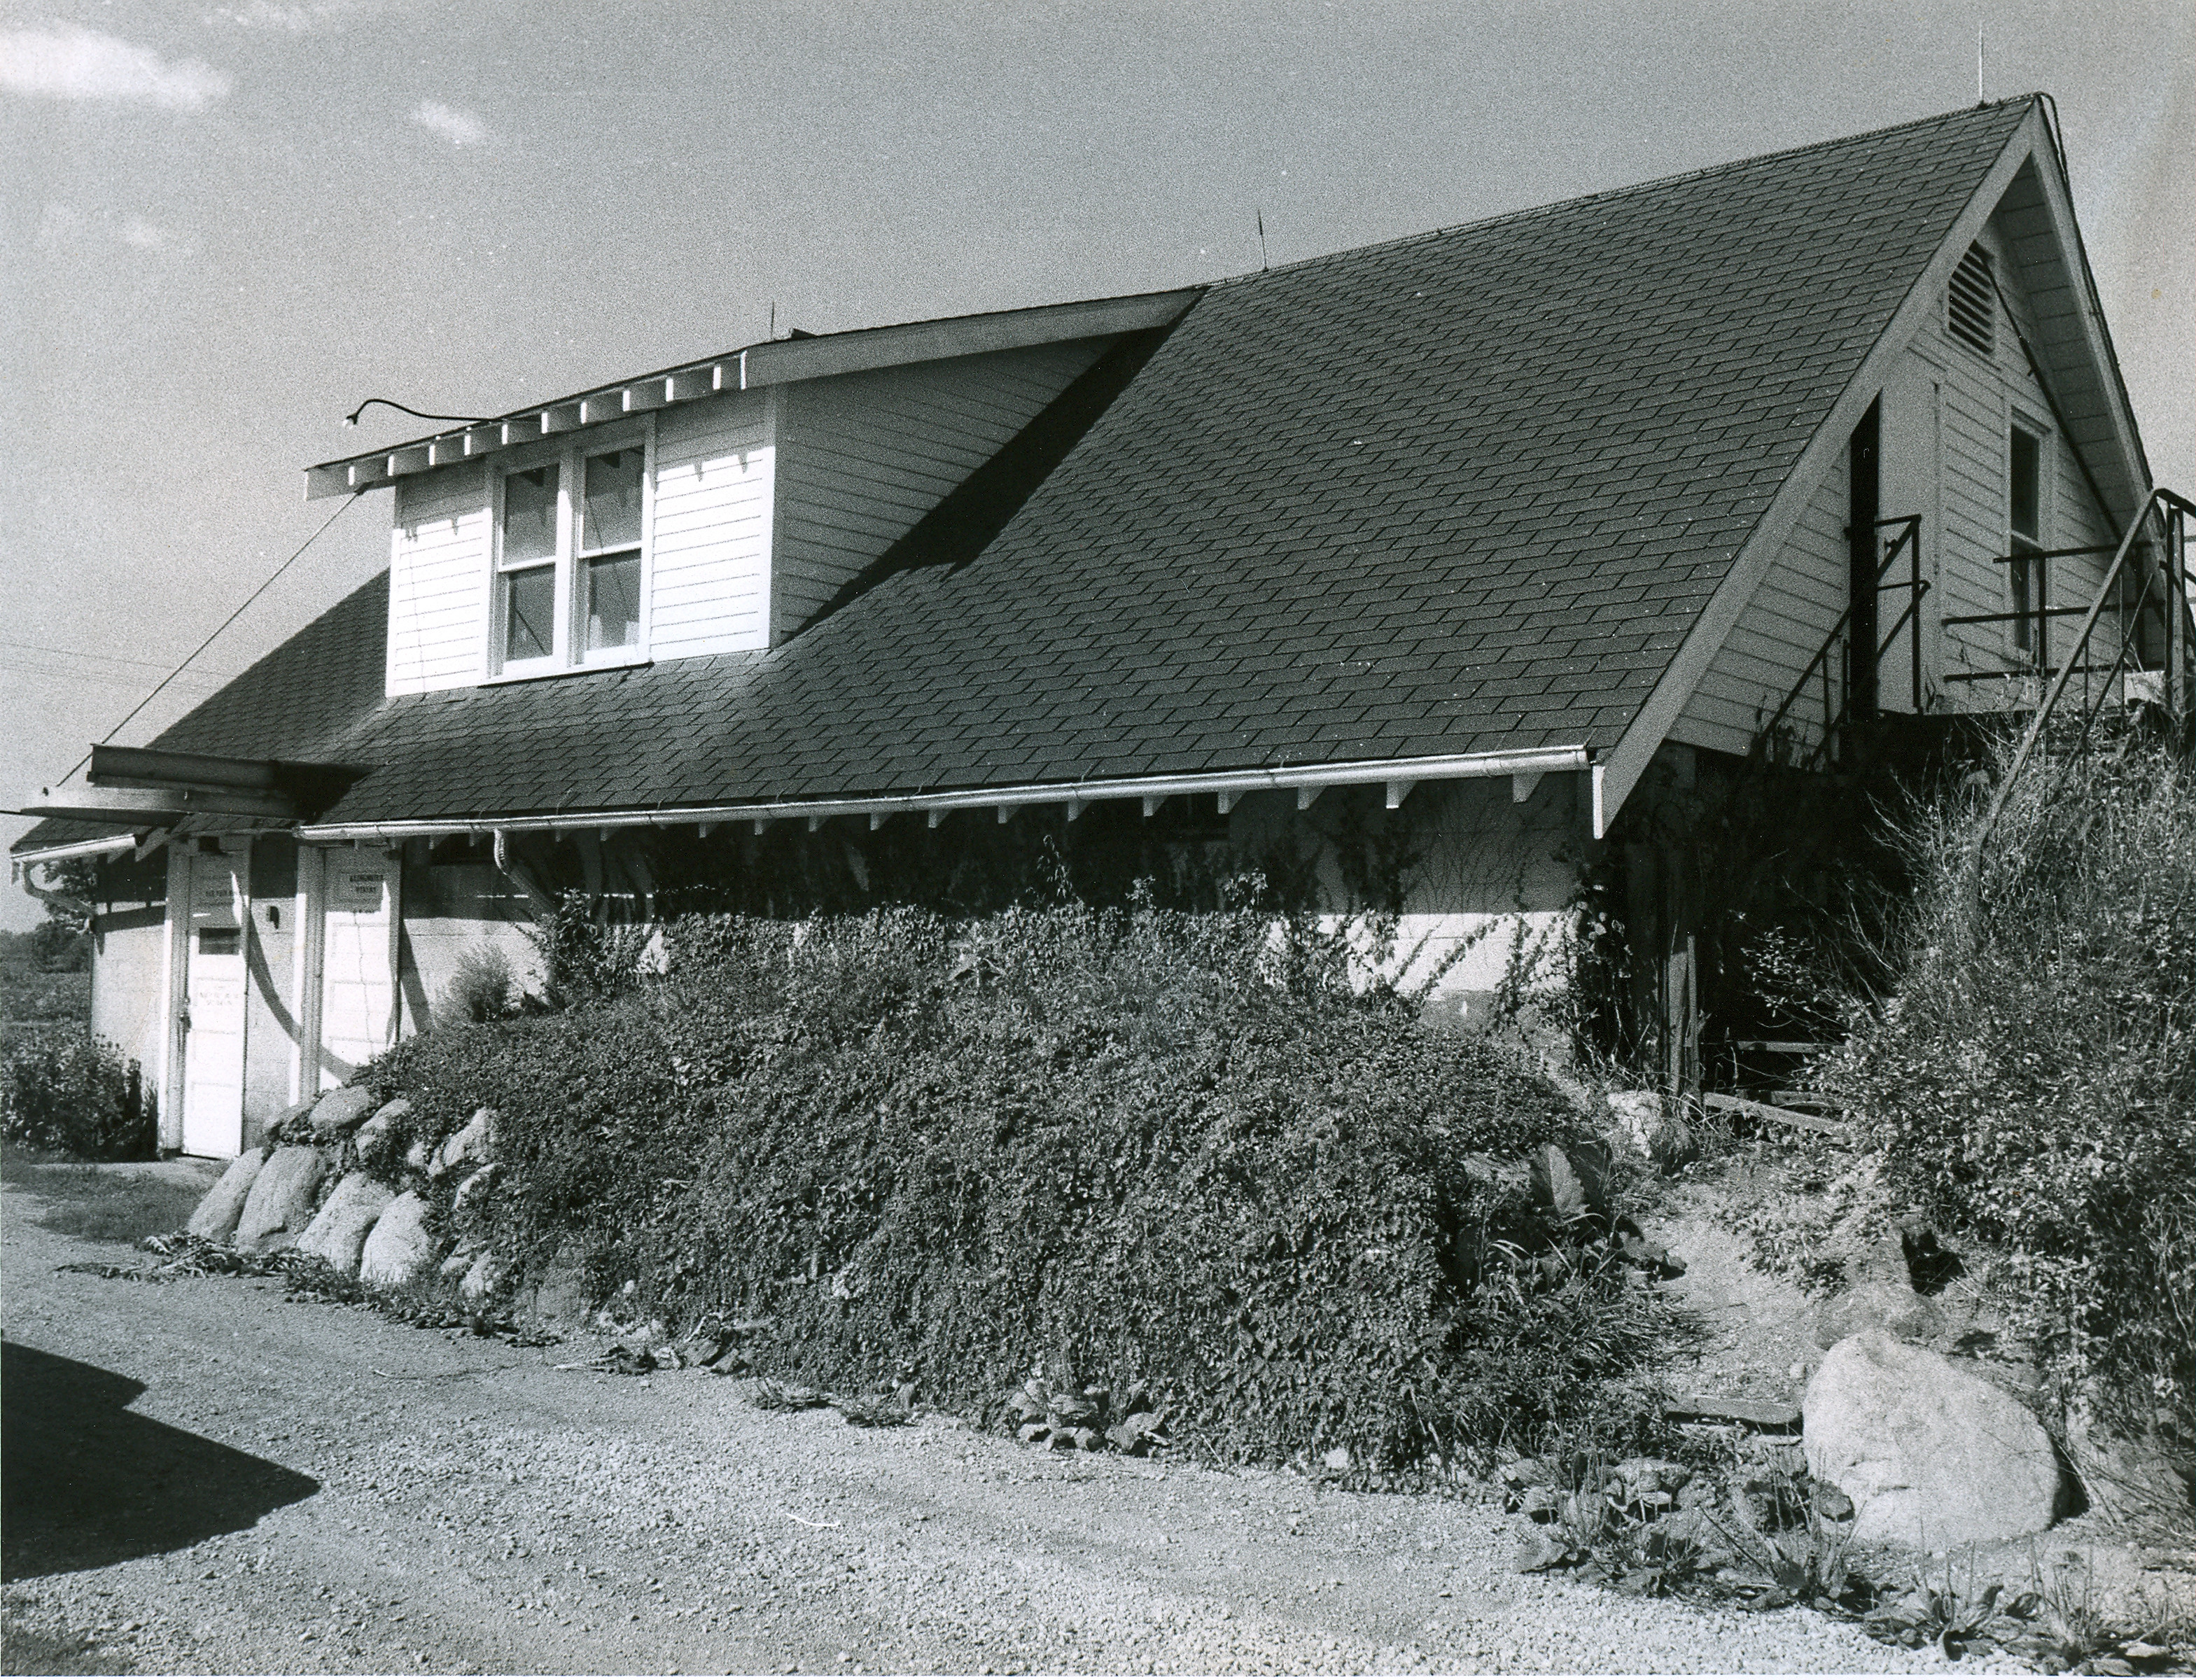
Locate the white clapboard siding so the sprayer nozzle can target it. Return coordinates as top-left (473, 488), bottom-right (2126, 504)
top-left (650, 390), bottom-right (774, 658)
top-left (772, 340), bottom-right (1108, 641)
top-left (1930, 219), bottom-right (2119, 706)
top-left (1670, 211), bottom-right (2126, 755)
top-left (388, 464), bottom-right (490, 695)
top-left (1670, 454), bottom-right (1849, 760)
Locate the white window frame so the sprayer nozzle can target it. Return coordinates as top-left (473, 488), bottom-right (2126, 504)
top-left (2006, 413), bottom-right (2052, 664)
top-left (488, 418), bottom-right (655, 679)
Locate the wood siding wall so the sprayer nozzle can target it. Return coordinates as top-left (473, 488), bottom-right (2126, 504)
top-left (651, 389), bottom-right (775, 659)
top-left (387, 463), bottom-right (491, 695)
top-left (1670, 455), bottom-right (1850, 760)
top-left (1926, 214), bottom-right (2119, 706)
top-left (771, 340), bottom-right (1108, 642)
top-left (1670, 205), bottom-right (2123, 760)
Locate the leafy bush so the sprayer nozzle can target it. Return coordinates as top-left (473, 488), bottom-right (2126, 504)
top-left (441, 942), bottom-right (517, 1023)
top-left (1, 1030), bottom-right (154, 1160)
top-left (1819, 733), bottom-right (2196, 1441)
top-left (373, 899), bottom-right (1691, 1471)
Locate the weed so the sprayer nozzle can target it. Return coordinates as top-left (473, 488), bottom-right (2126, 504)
top-left (1820, 734), bottom-right (2196, 1446)
top-left (442, 943), bottom-right (517, 1023)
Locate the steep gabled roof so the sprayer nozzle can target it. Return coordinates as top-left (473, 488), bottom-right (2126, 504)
top-left (18, 97), bottom-right (2046, 848)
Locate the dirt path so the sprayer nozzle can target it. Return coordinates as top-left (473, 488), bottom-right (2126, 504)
top-left (1, 1164), bottom-right (1962, 1676)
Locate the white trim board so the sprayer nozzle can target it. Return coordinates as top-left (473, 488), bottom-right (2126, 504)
top-left (298, 745), bottom-right (1593, 844)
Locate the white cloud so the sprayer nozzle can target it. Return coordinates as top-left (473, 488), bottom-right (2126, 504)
top-left (35, 202), bottom-right (195, 257)
top-left (118, 216), bottom-right (193, 254)
top-left (206, 1), bottom-right (378, 31)
top-left (411, 99), bottom-right (490, 147)
top-left (0, 24), bottom-right (232, 111)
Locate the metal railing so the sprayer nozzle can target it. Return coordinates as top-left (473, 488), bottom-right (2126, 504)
top-left (1964, 485), bottom-right (2195, 881)
top-left (1751, 515), bottom-right (1925, 771)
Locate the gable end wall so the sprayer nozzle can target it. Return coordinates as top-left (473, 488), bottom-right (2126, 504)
top-left (771, 339), bottom-right (1111, 643)
top-left (1666, 191), bottom-right (2124, 760)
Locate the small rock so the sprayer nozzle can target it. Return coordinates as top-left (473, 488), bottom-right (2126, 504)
top-left (358, 1191), bottom-right (439, 1288)
top-left (234, 1145), bottom-right (328, 1251)
top-left (459, 1251), bottom-right (506, 1303)
top-left (308, 1085), bottom-right (380, 1138)
top-left (452, 1163), bottom-right (498, 1219)
top-left (430, 1108), bottom-right (496, 1178)
top-left (1812, 1280), bottom-right (1942, 1348)
top-left (354, 1098), bottom-right (411, 1154)
top-left (1663, 1394), bottom-right (1802, 1430)
top-left (187, 1148), bottom-right (266, 1242)
top-left (1805, 1328), bottom-right (2062, 1546)
top-left (293, 1172), bottom-right (396, 1276)
top-left (1322, 1447), bottom-right (1352, 1472)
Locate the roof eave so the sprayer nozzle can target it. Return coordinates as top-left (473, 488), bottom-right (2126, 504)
top-left (297, 744), bottom-right (1594, 843)
top-left (302, 286), bottom-right (1204, 500)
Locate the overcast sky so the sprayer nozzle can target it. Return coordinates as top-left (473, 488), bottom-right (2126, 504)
top-left (3, 0), bottom-right (2190, 929)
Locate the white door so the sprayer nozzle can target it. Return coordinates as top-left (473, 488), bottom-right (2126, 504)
top-left (319, 851), bottom-right (400, 1087)
top-left (180, 848), bottom-right (249, 1157)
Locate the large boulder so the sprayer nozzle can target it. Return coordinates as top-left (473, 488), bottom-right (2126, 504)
top-left (233, 1145), bottom-right (328, 1251)
top-left (358, 1191), bottom-right (438, 1289)
top-left (309, 1085), bottom-right (380, 1139)
top-left (1805, 1329), bottom-right (2064, 1547)
top-left (293, 1172), bottom-right (396, 1276)
top-left (430, 1108), bottom-right (496, 1178)
top-left (187, 1149), bottom-right (266, 1242)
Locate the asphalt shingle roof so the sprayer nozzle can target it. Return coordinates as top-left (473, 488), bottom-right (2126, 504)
top-left (16, 99), bottom-right (2033, 846)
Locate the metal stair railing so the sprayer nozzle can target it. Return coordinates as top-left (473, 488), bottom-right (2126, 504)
top-left (1963, 484), bottom-right (2195, 889)
top-left (1751, 515), bottom-right (1925, 771)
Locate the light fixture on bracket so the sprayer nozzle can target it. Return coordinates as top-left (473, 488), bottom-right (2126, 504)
top-left (342, 398), bottom-right (489, 428)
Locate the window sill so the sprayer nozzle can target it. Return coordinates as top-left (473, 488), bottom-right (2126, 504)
top-left (482, 653), bottom-right (653, 687)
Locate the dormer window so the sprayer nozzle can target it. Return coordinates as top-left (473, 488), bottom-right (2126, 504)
top-left (491, 427), bottom-right (652, 676)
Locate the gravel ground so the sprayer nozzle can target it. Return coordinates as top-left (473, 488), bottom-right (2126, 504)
top-left (2, 1163), bottom-right (1985, 1676)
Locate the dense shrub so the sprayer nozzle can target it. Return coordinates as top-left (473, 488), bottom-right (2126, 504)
top-left (1819, 734), bottom-right (2195, 1441)
top-left (1, 1030), bottom-right (155, 1160)
top-left (441, 942), bottom-right (517, 1023)
top-left (375, 899), bottom-right (1688, 1470)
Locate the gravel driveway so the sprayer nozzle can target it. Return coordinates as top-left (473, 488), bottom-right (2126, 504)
top-left (1, 1164), bottom-right (1963, 1675)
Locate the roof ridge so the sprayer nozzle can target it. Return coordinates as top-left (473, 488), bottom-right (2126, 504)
top-left (1217, 94), bottom-right (2040, 290)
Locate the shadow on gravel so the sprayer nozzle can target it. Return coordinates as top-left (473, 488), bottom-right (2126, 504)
top-left (1, 1342), bottom-right (319, 1582)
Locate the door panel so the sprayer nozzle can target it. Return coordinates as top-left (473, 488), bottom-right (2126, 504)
top-left (319, 853), bottom-right (399, 1087)
top-left (181, 850), bottom-right (248, 1158)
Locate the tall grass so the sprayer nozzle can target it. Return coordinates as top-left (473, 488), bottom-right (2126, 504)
top-left (1819, 730), bottom-right (2195, 1442)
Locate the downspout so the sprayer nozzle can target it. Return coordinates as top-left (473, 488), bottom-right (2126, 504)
top-left (491, 829), bottom-right (560, 919)
top-left (20, 862), bottom-right (93, 924)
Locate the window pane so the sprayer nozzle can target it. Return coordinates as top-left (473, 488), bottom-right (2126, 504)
top-left (583, 551), bottom-right (641, 652)
top-left (503, 464), bottom-right (559, 564)
top-left (504, 564), bottom-right (555, 663)
top-left (2010, 429), bottom-right (2041, 540)
top-left (582, 449), bottom-right (643, 553)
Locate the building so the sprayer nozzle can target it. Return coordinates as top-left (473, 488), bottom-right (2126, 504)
top-left (11, 94), bottom-right (2182, 1158)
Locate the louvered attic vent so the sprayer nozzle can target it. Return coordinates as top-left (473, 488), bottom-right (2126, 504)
top-left (1947, 244), bottom-right (1996, 356)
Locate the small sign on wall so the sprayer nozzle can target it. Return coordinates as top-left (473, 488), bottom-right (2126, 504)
top-left (330, 868), bottom-right (388, 913)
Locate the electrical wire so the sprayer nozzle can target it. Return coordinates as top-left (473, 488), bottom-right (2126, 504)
top-left (43, 492), bottom-right (364, 793)
top-left (0, 637), bottom-right (239, 677)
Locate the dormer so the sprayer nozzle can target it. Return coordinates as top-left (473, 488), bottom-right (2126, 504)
top-left (306, 290), bottom-right (1197, 697)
